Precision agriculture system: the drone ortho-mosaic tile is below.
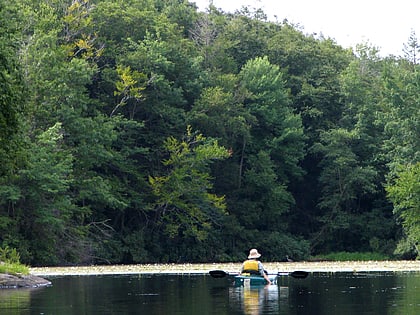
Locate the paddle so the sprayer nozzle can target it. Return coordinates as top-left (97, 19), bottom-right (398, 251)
top-left (285, 270), bottom-right (309, 279)
top-left (209, 270), bottom-right (238, 278)
top-left (209, 270), bottom-right (309, 279)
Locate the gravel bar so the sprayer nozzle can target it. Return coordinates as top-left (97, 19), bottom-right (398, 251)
top-left (30, 260), bottom-right (420, 276)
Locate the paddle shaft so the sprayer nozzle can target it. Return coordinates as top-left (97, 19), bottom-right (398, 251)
top-left (209, 270), bottom-right (308, 279)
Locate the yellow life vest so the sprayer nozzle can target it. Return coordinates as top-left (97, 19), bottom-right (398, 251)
top-left (242, 260), bottom-right (259, 274)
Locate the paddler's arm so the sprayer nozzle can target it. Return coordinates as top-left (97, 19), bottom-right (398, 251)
top-left (259, 262), bottom-right (272, 285)
top-left (263, 272), bottom-right (272, 285)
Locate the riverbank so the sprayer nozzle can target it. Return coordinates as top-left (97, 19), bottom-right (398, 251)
top-left (29, 260), bottom-right (420, 276)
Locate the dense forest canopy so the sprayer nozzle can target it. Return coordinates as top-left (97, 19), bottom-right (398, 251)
top-left (0, 0), bottom-right (418, 266)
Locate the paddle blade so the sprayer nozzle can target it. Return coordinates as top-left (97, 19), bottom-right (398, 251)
top-left (209, 270), bottom-right (228, 278)
top-left (290, 271), bottom-right (309, 279)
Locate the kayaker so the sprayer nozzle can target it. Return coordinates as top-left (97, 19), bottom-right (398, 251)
top-left (241, 248), bottom-right (272, 285)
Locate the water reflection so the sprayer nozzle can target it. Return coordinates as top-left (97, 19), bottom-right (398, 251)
top-left (0, 289), bottom-right (31, 312)
top-left (229, 285), bottom-right (282, 315)
top-left (226, 272), bottom-right (420, 315)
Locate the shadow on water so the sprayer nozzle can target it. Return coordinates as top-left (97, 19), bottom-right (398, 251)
top-left (0, 272), bottom-right (418, 314)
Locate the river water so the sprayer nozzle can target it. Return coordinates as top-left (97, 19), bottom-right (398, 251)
top-left (0, 272), bottom-right (419, 314)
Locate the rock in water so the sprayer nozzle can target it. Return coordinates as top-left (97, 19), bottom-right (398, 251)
top-left (0, 274), bottom-right (52, 289)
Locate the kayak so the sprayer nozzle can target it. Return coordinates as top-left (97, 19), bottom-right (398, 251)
top-left (209, 269), bottom-right (308, 285)
top-left (234, 274), bottom-right (277, 287)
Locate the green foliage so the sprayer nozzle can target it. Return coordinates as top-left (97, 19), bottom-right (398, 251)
top-left (379, 56), bottom-right (420, 259)
top-left (379, 60), bottom-right (419, 170)
top-left (0, 247), bottom-right (29, 275)
top-left (1, 0), bottom-right (418, 265)
top-left (236, 151), bottom-right (294, 230)
top-left (259, 232), bottom-right (310, 261)
top-left (386, 163), bottom-right (420, 258)
top-left (16, 123), bottom-right (76, 265)
top-left (0, 0), bottom-right (25, 178)
top-left (239, 56), bottom-right (305, 181)
top-left (0, 263), bottom-right (29, 276)
top-left (219, 8), bottom-right (270, 68)
top-left (0, 246), bottom-right (21, 264)
top-left (122, 230), bottom-right (149, 263)
top-left (111, 64), bottom-right (147, 117)
top-left (188, 85), bottom-right (254, 143)
top-left (149, 126), bottom-right (229, 241)
top-left (306, 46), bottom-right (399, 254)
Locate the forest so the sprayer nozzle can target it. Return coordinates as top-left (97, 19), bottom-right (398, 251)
top-left (0, 0), bottom-right (419, 266)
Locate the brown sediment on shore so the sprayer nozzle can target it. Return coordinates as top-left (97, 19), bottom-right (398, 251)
top-left (29, 260), bottom-right (420, 276)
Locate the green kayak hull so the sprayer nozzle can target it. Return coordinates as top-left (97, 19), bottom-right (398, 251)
top-left (234, 274), bottom-right (277, 286)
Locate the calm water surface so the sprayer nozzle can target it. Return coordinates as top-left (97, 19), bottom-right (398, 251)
top-left (0, 272), bottom-right (419, 314)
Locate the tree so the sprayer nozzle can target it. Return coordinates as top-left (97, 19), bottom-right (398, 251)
top-left (216, 56), bottom-right (308, 259)
top-left (308, 46), bottom-right (398, 254)
top-left (380, 55), bottom-right (420, 258)
top-left (403, 29), bottom-right (419, 65)
top-left (218, 7), bottom-right (270, 69)
top-left (386, 163), bottom-right (420, 258)
top-left (187, 79), bottom-right (255, 191)
top-left (0, 0), bottom-right (24, 176)
top-left (15, 0), bottom-right (139, 264)
top-left (266, 22), bottom-right (351, 137)
top-left (238, 56), bottom-right (305, 183)
top-left (0, 0), bottom-right (27, 260)
top-left (380, 61), bottom-right (420, 173)
top-left (111, 64), bottom-right (147, 118)
top-left (14, 123), bottom-right (76, 265)
top-left (4, 0), bottom-right (417, 264)
top-left (149, 126), bottom-right (229, 241)
top-left (311, 128), bottom-right (379, 252)
top-left (265, 25), bottom-right (354, 250)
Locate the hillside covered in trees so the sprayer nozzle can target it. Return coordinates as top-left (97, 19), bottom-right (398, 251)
top-left (0, 0), bottom-right (419, 266)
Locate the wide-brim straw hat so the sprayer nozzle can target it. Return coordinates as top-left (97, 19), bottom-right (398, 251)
top-left (248, 248), bottom-right (261, 259)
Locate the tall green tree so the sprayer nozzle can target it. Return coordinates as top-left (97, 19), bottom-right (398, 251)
top-left (265, 23), bottom-right (354, 249)
top-left (15, 123), bottom-right (75, 265)
top-left (386, 163), bottom-right (420, 258)
top-left (222, 56), bottom-right (308, 259)
top-left (0, 0), bottom-right (24, 176)
top-left (218, 7), bottom-right (271, 69)
top-left (380, 61), bottom-right (420, 173)
top-left (311, 128), bottom-right (379, 252)
top-left (0, 2), bottom-right (22, 151)
top-left (238, 56), bottom-right (305, 186)
top-left (308, 45), bottom-right (397, 254)
top-left (187, 75), bottom-right (255, 193)
top-left (149, 126), bottom-right (229, 242)
top-left (0, 0), bottom-right (26, 260)
top-left (15, 0), bottom-right (144, 264)
top-left (380, 54), bottom-right (420, 258)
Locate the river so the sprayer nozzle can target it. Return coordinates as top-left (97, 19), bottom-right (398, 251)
top-left (0, 271), bottom-right (419, 314)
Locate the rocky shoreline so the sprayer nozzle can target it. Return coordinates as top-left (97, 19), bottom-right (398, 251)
top-left (0, 274), bottom-right (51, 289)
top-left (29, 260), bottom-right (420, 276)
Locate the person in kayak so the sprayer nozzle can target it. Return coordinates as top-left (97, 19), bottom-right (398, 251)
top-left (241, 248), bottom-right (272, 285)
